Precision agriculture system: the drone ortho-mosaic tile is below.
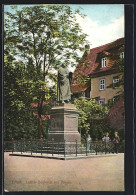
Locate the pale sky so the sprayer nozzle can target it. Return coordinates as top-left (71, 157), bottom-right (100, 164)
top-left (69, 4), bottom-right (124, 48)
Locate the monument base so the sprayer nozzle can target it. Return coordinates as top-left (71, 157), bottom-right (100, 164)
top-left (48, 103), bottom-right (81, 143)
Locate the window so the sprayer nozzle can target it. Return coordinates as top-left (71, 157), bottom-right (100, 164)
top-left (113, 77), bottom-right (119, 83)
top-left (99, 79), bottom-right (105, 90)
top-left (101, 57), bottom-right (107, 68)
top-left (99, 99), bottom-right (105, 105)
top-left (120, 52), bottom-right (124, 59)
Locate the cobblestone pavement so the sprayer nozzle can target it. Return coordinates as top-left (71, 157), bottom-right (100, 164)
top-left (4, 152), bottom-right (124, 191)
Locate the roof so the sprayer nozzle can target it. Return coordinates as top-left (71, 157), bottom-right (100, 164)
top-left (107, 94), bottom-right (125, 130)
top-left (70, 82), bottom-right (90, 93)
top-left (73, 37), bottom-right (124, 81)
top-left (71, 38), bottom-right (124, 93)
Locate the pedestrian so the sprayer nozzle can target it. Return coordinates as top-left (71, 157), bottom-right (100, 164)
top-left (102, 132), bottom-right (111, 153)
top-left (87, 134), bottom-right (92, 152)
top-left (113, 132), bottom-right (120, 154)
top-left (102, 132), bottom-right (110, 142)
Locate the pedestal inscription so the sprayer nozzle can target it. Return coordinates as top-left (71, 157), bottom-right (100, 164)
top-left (48, 103), bottom-right (81, 142)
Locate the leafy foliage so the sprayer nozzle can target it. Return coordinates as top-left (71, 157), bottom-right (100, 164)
top-left (4, 5), bottom-right (88, 140)
top-left (5, 5), bottom-right (88, 70)
top-left (74, 97), bottom-right (109, 140)
top-left (106, 58), bottom-right (124, 109)
top-left (89, 120), bottom-right (115, 141)
top-left (107, 95), bottom-right (120, 109)
top-left (4, 56), bottom-right (38, 140)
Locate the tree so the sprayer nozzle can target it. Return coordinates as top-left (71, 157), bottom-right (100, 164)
top-left (4, 5), bottom-right (88, 139)
top-left (74, 97), bottom-right (109, 141)
top-left (4, 52), bottom-right (56, 140)
top-left (4, 55), bottom-right (38, 140)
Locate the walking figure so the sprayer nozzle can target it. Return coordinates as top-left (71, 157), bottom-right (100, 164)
top-left (87, 134), bottom-right (92, 152)
top-left (113, 132), bottom-right (120, 154)
top-left (102, 132), bottom-right (111, 153)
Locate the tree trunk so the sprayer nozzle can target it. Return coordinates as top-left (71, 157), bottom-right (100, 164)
top-left (38, 99), bottom-right (43, 139)
top-left (38, 116), bottom-right (43, 139)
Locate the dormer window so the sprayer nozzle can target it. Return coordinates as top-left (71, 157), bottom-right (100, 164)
top-left (101, 57), bottom-right (107, 68)
top-left (120, 52), bottom-right (124, 59)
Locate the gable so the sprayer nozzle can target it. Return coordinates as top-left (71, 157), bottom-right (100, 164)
top-left (73, 37), bottom-right (124, 83)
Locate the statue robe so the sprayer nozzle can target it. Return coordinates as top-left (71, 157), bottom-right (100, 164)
top-left (58, 66), bottom-right (71, 102)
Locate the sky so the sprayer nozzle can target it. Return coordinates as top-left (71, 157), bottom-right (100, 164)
top-left (4, 4), bottom-right (124, 49)
top-left (69, 4), bottom-right (124, 48)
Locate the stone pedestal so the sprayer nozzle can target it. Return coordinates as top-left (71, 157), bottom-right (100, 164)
top-left (48, 103), bottom-right (81, 142)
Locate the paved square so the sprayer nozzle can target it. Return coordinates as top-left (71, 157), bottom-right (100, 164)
top-left (4, 152), bottom-right (124, 191)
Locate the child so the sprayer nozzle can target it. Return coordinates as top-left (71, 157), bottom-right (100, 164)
top-left (87, 134), bottom-right (92, 152)
top-left (113, 132), bottom-right (120, 154)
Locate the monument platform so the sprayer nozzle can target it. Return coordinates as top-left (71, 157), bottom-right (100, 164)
top-left (48, 103), bottom-right (81, 143)
top-left (9, 152), bottom-right (116, 160)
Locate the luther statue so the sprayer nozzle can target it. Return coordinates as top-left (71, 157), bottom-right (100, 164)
top-left (57, 64), bottom-right (72, 103)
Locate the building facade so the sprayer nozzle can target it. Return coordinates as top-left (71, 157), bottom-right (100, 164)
top-left (71, 38), bottom-right (124, 105)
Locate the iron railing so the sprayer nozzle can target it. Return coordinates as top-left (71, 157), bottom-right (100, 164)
top-left (4, 139), bottom-right (123, 157)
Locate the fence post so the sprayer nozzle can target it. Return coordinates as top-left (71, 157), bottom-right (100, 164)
top-left (58, 142), bottom-right (59, 155)
top-left (76, 140), bottom-right (77, 156)
top-left (96, 142), bottom-right (97, 155)
top-left (23, 139), bottom-right (25, 153)
top-left (105, 141), bottom-right (106, 154)
top-left (12, 138), bottom-right (14, 154)
top-left (41, 139), bottom-right (43, 156)
top-left (64, 140), bottom-right (66, 158)
top-left (52, 139), bottom-right (54, 156)
top-left (45, 140), bottom-right (47, 154)
top-left (21, 139), bottom-right (22, 154)
top-left (36, 140), bottom-right (37, 154)
top-left (47, 140), bottom-right (48, 154)
top-left (86, 141), bottom-right (88, 156)
top-left (31, 139), bottom-right (32, 155)
top-left (81, 143), bottom-right (82, 155)
top-left (54, 140), bottom-right (56, 155)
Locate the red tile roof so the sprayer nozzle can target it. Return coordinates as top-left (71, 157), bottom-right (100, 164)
top-left (70, 82), bottom-right (90, 93)
top-left (71, 38), bottom-right (124, 93)
top-left (73, 37), bottom-right (124, 80)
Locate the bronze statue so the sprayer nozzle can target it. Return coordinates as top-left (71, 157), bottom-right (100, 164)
top-left (57, 64), bottom-right (72, 103)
